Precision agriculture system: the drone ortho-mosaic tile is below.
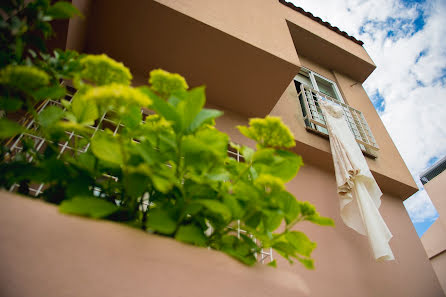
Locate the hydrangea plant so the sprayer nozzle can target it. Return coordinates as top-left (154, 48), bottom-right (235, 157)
top-left (0, 0), bottom-right (333, 268)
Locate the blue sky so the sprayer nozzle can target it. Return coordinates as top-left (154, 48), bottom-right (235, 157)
top-left (289, 0), bottom-right (446, 237)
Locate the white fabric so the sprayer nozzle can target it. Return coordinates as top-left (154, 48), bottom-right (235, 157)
top-left (319, 99), bottom-right (394, 261)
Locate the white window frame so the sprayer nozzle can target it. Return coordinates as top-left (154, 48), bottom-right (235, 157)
top-left (295, 67), bottom-right (345, 103)
top-left (294, 68), bottom-right (379, 158)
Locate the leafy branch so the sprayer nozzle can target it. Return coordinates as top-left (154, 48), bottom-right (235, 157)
top-left (0, 0), bottom-right (334, 268)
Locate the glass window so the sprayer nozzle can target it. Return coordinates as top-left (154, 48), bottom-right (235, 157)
top-left (294, 68), bottom-right (344, 103)
top-left (314, 75), bottom-right (340, 101)
top-left (295, 71), bottom-right (312, 87)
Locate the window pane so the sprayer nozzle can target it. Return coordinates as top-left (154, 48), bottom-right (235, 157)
top-left (314, 76), bottom-right (339, 101)
top-left (295, 71), bottom-right (312, 87)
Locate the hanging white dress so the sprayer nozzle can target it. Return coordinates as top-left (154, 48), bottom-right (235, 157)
top-left (319, 99), bottom-right (394, 261)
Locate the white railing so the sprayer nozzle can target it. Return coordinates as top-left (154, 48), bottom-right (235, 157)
top-left (297, 83), bottom-right (379, 157)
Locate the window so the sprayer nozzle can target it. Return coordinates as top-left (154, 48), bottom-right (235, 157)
top-left (295, 68), bottom-right (344, 103)
top-left (294, 68), bottom-right (379, 158)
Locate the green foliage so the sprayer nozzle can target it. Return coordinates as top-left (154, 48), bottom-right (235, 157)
top-left (0, 118), bottom-right (24, 138)
top-left (0, 0), bottom-right (81, 66)
top-left (79, 54), bottom-right (132, 86)
top-left (146, 208), bottom-right (177, 235)
top-left (60, 196), bottom-right (118, 219)
top-left (0, 0), bottom-right (333, 269)
top-left (238, 116), bottom-right (296, 149)
top-left (80, 83), bottom-right (151, 111)
top-left (46, 1), bottom-right (82, 19)
top-left (149, 69), bottom-right (188, 98)
top-left (0, 65), bottom-right (49, 91)
top-left (90, 131), bottom-right (124, 165)
top-left (175, 225), bottom-right (207, 247)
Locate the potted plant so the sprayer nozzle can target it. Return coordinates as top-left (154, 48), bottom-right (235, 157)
top-left (0, 0), bottom-right (333, 279)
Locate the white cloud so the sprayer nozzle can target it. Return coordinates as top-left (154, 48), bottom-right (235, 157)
top-left (289, 0), bottom-right (446, 223)
top-left (404, 189), bottom-right (438, 223)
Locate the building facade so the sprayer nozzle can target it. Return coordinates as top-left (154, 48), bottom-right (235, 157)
top-left (421, 157), bottom-right (446, 294)
top-left (51, 0), bottom-right (444, 295)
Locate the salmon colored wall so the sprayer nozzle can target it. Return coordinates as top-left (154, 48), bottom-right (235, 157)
top-left (212, 104), bottom-right (442, 295)
top-left (154, 0), bottom-right (374, 69)
top-left (422, 170), bottom-right (446, 293)
top-left (431, 252), bottom-right (446, 294)
top-left (281, 163), bottom-right (444, 297)
top-left (0, 171), bottom-right (442, 297)
top-left (422, 220), bottom-right (446, 258)
top-left (0, 192), bottom-right (310, 297)
top-left (65, 0), bottom-right (417, 198)
top-left (66, 0), bottom-right (92, 52)
top-left (425, 170), bottom-right (446, 219)
top-left (153, 0), bottom-right (301, 68)
top-left (270, 56), bottom-right (417, 199)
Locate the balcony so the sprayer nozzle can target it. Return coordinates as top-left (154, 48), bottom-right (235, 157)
top-left (295, 82), bottom-right (379, 158)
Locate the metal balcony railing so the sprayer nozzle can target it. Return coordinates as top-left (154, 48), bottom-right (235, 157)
top-left (296, 82), bottom-right (379, 158)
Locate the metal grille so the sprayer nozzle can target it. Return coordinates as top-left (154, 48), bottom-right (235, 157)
top-left (6, 87), bottom-right (128, 196)
top-left (227, 146), bottom-right (274, 264)
top-left (296, 82), bottom-right (379, 158)
top-left (5, 91), bottom-right (273, 264)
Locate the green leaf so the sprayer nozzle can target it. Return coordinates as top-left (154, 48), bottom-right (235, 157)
top-left (187, 108), bottom-right (223, 133)
top-left (0, 118), bottom-right (24, 138)
top-left (306, 215), bottom-right (335, 226)
top-left (222, 247), bottom-right (257, 266)
top-left (177, 86), bottom-right (206, 129)
top-left (277, 191), bottom-right (301, 225)
top-left (240, 145), bottom-right (254, 163)
top-left (65, 174), bottom-right (94, 199)
top-left (245, 211), bottom-right (262, 229)
top-left (151, 165), bottom-right (175, 193)
top-left (0, 96), bottom-right (23, 112)
top-left (146, 208), bottom-right (177, 235)
top-left (124, 172), bottom-right (149, 198)
top-left (297, 257), bottom-right (314, 270)
top-left (253, 149), bottom-right (303, 182)
top-left (33, 86), bottom-right (66, 101)
top-left (206, 167), bottom-right (230, 182)
top-left (183, 127), bottom-right (229, 161)
top-left (184, 203), bottom-right (203, 216)
top-left (272, 241), bottom-right (297, 261)
top-left (120, 104), bottom-right (141, 130)
top-left (74, 152), bottom-right (96, 172)
top-left (46, 2), bottom-right (82, 19)
top-left (37, 105), bottom-right (64, 128)
top-left (167, 95), bottom-right (181, 107)
top-left (223, 195), bottom-right (244, 219)
top-left (194, 199), bottom-right (232, 222)
top-left (286, 231), bottom-right (316, 257)
top-left (59, 196), bottom-right (118, 219)
top-left (140, 86), bottom-right (181, 131)
top-left (15, 37), bottom-right (23, 60)
top-left (91, 131), bottom-right (123, 165)
top-left (175, 225), bottom-right (207, 247)
top-left (268, 259), bottom-right (277, 268)
top-left (262, 210), bottom-right (283, 232)
top-left (71, 94), bottom-right (99, 125)
top-left (220, 235), bottom-right (257, 266)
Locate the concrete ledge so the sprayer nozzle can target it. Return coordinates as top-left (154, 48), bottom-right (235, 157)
top-left (0, 192), bottom-right (308, 297)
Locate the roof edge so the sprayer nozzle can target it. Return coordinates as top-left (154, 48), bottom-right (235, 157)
top-left (279, 0), bottom-right (364, 46)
